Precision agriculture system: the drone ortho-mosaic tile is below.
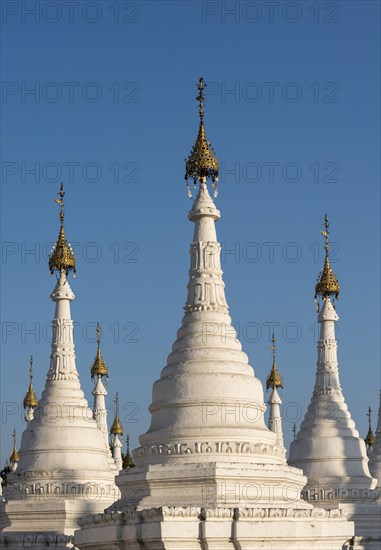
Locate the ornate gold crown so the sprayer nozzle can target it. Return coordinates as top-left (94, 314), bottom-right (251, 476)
top-left (185, 77), bottom-right (219, 189)
top-left (266, 334), bottom-right (283, 390)
top-left (91, 323), bottom-right (108, 379)
top-left (23, 356), bottom-right (38, 409)
top-left (48, 183), bottom-right (76, 275)
top-left (10, 429), bottom-right (19, 463)
top-left (315, 214), bottom-right (340, 300)
top-left (364, 406), bottom-right (376, 447)
top-left (110, 393), bottom-right (123, 435)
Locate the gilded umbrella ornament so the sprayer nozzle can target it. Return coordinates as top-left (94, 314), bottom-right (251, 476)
top-left (48, 183), bottom-right (76, 276)
top-left (185, 77), bottom-right (219, 198)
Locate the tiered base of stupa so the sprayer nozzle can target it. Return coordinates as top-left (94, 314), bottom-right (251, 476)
top-left (77, 505), bottom-right (353, 550)
top-left (77, 504), bottom-right (352, 550)
top-left (300, 493), bottom-right (381, 550)
top-left (0, 477), bottom-right (118, 550)
top-left (75, 457), bottom-right (355, 549)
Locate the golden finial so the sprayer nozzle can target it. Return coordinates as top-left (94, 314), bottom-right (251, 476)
top-left (314, 214), bottom-right (340, 303)
top-left (266, 333), bottom-right (283, 391)
top-left (23, 355), bottom-right (38, 409)
top-left (110, 392), bottom-right (123, 435)
top-left (122, 434), bottom-right (135, 469)
top-left (365, 406), bottom-right (376, 447)
top-left (91, 322), bottom-right (108, 379)
top-left (185, 77), bottom-right (219, 198)
top-left (10, 429), bottom-right (19, 464)
top-left (48, 183), bottom-right (76, 276)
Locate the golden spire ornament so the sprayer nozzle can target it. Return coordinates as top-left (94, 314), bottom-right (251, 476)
top-left (9, 429), bottom-right (19, 465)
top-left (266, 333), bottom-right (283, 391)
top-left (122, 434), bottom-right (135, 469)
top-left (364, 406), bottom-right (376, 448)
top-left (314, 214), bottom-right (340, 307)
top-left (23, 355), bottom-right (38, 410)
top-left (110, 392), bottom-right (123, 435)
top-left (185, 77), bottom-right (219, 198)
top-left (48, 183), bottom-right (76, 276)
top-left (91, 322), bottom-right (108, 380)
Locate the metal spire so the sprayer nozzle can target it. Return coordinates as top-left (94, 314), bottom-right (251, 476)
top-left (9, 429), bottom-right (19, 465)
top-left (91, 322), bottom-right (108, 379)
top-left (314, 214), bottom-right (339, 305)
top-left (122, 434), bottom-right (135, 469)
top-left (185, 77), bottom-right (219, 198)
top-left (365, 406), bottom-right (376, 448)
top-left (266, 333), bottom-right (283, 391)
top-left (110, 392), bottom-right (123, 435)
top-left (48, 183), bottom-right (76, 276)
top-left (23, 355), bottom-right (38, 410)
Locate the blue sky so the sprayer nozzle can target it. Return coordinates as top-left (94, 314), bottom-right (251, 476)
top-left (1, 0), bottom-right (380, 464)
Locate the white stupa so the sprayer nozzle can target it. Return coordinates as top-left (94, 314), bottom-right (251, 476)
top-left (0, 185), bottom-right (119, 549)
top-left (76, 78), bottom-right (354, 549)
top-left (109, 393), bottom-right (124, 471)
top-left (90, 322), bottom-right (110, 451)
top-left (266, 334), bottom-right (285, 453)
top-left (368, 392), bottom-right (381, 486)
top-left (288, 216), bottom-right (380, 549)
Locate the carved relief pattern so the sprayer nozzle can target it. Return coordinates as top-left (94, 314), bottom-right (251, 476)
top-left (0, 534), bottom-right (75, 547)
top-left (4, 477), bottom-right (118, 502)
top-left (134, 440), bottom-right (285, 460)
top-left (47, 319), bottom-right (78, 380)
top-left (303, 486), bottom-right (380, 502)
top-left (317, 339), bottom-right (338, 367)
top-left (77, 505), bottom-right (347, 529)
top-left (185, 241), bottom-right (228, 313)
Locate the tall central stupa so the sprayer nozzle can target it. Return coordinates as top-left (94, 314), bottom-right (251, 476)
top-left (76, 78), bottom-right (354, 549)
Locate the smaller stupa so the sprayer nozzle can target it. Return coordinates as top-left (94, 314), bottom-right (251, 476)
top-left (266, 333), bottom-right (285, 452)
top-left (0, 184), bottom-right (119, 549)
top-left (288, 215), bottom-right (380, 549)
top-left (91, 322), bottom-right (109, 449)
top-left (110, 393), bottom-right (123, 471)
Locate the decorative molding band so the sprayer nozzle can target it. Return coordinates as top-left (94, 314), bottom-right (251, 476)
top-left (4, 479), bottom-right (118, 501)
top-left (0, 533), bottom-right (75, 547)
top-left (78, 505), bottom-right (347, 528)
top-left (134, 440), bottom-right (285, 460)
top-left (303, 487), bottom-right (380, 502)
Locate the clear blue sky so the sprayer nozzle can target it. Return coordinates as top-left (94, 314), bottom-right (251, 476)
top-left (1, 0), bottom-right (380, 464)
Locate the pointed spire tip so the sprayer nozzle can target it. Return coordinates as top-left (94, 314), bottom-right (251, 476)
top-left (266, 333), bottom-right (283, 390)
top-left (91, 322), bottom-right (108, 379)
top-left (48, 183), bottom-right (76, 276)
top-left (185, 77), bottom-right (219, 197)
top-left (314, 214), bottom-right (340, 302)
top-left (23, 355), bottom-right (38, 409)
top-left (110, 392), bottom-right (123, 435)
